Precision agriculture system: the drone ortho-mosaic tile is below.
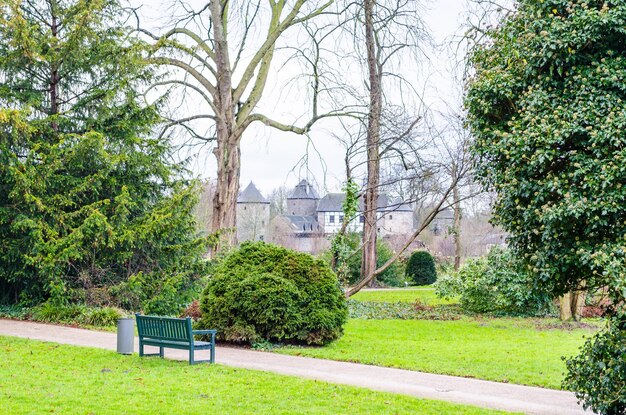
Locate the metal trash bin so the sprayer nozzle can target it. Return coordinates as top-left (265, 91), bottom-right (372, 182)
top-left (117, 317), bottom-right (134, 354)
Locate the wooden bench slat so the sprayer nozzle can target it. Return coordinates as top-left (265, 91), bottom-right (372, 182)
top-left (135, 314), bottom-right (216, 365)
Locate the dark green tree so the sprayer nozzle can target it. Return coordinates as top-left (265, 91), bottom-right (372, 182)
top-left (406, 251), bottom-right (436, 286)
top-left (0, 0), bottom-right (209, 313)
top-left (466, 1), bottom-right (626, 412)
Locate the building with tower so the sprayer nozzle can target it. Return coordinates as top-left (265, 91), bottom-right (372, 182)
top-left (236, 182), bottom-right (270, 242)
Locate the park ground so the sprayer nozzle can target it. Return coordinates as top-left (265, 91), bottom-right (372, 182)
top-left (0, 287), bottom-right (597, 414)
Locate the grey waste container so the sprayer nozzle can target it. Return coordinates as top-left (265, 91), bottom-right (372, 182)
top-left (117, 317), bottom-right (134, 354)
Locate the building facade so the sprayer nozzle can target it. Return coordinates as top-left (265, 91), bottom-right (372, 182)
top-left (236, 182), bottom-right (270, 242)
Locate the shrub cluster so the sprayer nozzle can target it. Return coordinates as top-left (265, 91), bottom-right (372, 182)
top-left (348, 300), bottom-right (462, 321)
top-left (28, 303), bottom-right (124, 327)
top-left (406, 251), bottom-right (437, 285)
top-left (435, 247), bottom-right (555, 316)
top-left (198, 242), bottom-right (348, 345)
top-left (564, 312), bottom-right (626, 415)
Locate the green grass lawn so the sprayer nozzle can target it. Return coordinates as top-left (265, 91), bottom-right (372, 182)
top-left (278, 318), bottom-right (598, 389)
top-left (0, 336), bottom-right (512, 415)
top-left (351, 287), bottom-right (458, 305)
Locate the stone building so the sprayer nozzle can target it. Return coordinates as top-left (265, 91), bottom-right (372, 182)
top-left (236, 182), bottom-right (270, 242)
top-left (316, 192), bottom-right (414, 236)
top-left (267, 180), bottom-right (415, 254)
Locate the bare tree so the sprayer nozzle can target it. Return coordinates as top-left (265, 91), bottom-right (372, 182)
top-left (138, 0), bottom-right (356, 252)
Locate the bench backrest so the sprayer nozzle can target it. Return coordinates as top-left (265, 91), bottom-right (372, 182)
top-left (135, 314), bottom-right (193, 343)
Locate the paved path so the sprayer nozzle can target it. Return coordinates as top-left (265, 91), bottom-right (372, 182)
top-left (0, 319), bottom-right (589, 415)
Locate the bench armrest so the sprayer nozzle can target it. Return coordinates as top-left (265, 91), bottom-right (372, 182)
top-left (192, 330), bottom-right (217, 336)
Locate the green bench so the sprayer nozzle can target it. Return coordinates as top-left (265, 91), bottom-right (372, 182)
top-left (135, 314), bottom-right (217, 365)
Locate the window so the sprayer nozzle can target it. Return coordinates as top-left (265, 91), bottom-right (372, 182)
top-left (329, 215), bottom-right (335, 224)
top-left (359, 215), bottom-right (365, 223)
top-left (261, 221), bottom-right (265, 226)
top-left (389, 215), bottom-right (393, 220)
top-left (339, 215), bottom-right (344, 223)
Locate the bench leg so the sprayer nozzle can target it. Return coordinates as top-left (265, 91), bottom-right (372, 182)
top-left (160, 347), bottom-right (164, 358)
top-left (189, 348), bottom-right (194, 365)
top-left (139, 341), bottom-right (144, 357)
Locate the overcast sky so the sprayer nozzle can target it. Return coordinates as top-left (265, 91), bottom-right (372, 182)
top-left (137, 0), bottom-right (470, 196)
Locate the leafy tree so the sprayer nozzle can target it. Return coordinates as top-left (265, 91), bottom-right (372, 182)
top-left (466, 1), bottom-right (626, 411)
top-left (0, 0), bottom-right (209, 313)
top-left (406, 251), bottom-right (436, 286)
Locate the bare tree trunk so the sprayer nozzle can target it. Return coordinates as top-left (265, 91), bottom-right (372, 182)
top-left (452, 163), bottom-right (462, 271)
top-left (209, 0), bottom-right (238, 253)
top-left (559, 290), bottom-right (585, 321)
top-left (559, 292), bottom-right (573, 320)
top-left (360, 0), bottom-right (382, 286)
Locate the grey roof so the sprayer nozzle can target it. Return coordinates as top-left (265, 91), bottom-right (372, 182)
top-left (317, 193), bottom-right (413, 213)
top-left (288, 179), bottom-right (320, 200)
top-left (237, 182), bottom-right (269, 204)
top-left (283, 215), bottom-right (320, 233)
top-left (316, 193), bottom-right (345, 212)
top-left (436, 208), bottom-right (455, 220)
top-left (379, 197), bottom-right (413, 213)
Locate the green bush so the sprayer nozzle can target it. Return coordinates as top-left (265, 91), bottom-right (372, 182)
top-left (563, 312), bottom-right (626, 415)
top-left (435, 247), bottom-right (555, 316)
top-left (406, 251), bottom-right (437, 285)
top-left (29, 302), bottom-right (123, 327)
top-left (198, 242), bottom-right (348, 345)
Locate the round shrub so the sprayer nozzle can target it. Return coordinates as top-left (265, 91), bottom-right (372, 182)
top-left (406, 251), bottom-right (436, 285)
top-left (198, 242), bottom-right (348, 345)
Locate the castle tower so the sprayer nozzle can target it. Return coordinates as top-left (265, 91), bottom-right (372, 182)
top-left (286, 179), bottom-right (320, 217)
top-left (237, 182), bottom-right (270, 242)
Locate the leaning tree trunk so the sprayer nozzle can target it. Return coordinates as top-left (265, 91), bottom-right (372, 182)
top-left (360, 0), bottom-right (382, 287)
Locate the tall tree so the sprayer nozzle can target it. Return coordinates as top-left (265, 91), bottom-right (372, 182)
top-left (140, 0), bottom-right (350, 251)
top-left (360, 0), bottom-right (382, 285)
top-left (466, 1), bottom-right (626, 411)
top-left (0, 0), bottom-right (207, 313)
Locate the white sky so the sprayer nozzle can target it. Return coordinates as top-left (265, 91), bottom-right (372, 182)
top-left (137, 0), bottom-right (470, 195)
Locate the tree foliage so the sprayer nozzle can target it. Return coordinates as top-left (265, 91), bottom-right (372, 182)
top-left (465, 1), bottom-right (626, 411)
top-left (466, 0), bottom-right (626, 301)
top-left (198, 242), bottom-right (347, 345)
top-left (0, 0), bottom-right (209, 314)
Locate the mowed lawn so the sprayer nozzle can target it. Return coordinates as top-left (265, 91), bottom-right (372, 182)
top-left (0, 336), bottom-right (511, 415)
top-left (278, 318), bottom-right (597, 389)
top-left (351, 287), bottom-right (458, 305)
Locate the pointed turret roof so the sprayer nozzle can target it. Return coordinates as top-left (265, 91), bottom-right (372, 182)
top-left (237, 182), bottom-right (269, 204)
top-left (288, 179), bottom-right (320, 200)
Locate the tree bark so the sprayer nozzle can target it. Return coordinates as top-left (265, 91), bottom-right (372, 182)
top-left (360, 0), bottom-right (382, 287)
top-left (559, 292), bottom-right (573, 320)
top-left (452, 163), bottom-right (462, 271)
top-left (209, 0), bottom-right (239, 252)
